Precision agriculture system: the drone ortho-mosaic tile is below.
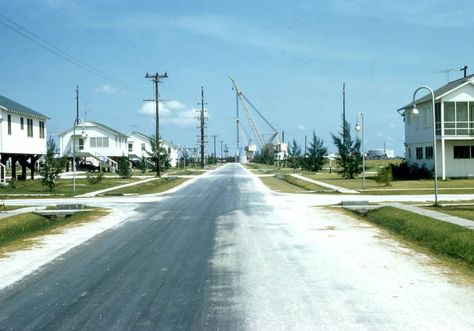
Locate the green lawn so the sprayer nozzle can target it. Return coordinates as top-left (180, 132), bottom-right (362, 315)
top-left (0, 177), bottom-right (141, 197)
top-left (0, 208), bottom-right (108, 256)
top-left (305, 173), bottom-right (474, 195)
top-left (425, 205), bottom-right (474, 221)
top-left (102, 177), bottom-right (188, 195)
top-left (259, 175), bottom-right (335, 193)
top-left (349, 206), bottom-right (474, 269)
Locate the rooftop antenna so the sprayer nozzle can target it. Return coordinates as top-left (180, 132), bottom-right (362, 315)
top-left (460, 65), bottom-right (468, 78)
top-left (436, 68), bottom-right (457, 82)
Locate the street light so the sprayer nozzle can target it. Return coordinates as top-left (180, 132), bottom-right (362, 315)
top-left (412, 86), bottom-right (438, 206)
top-left (354, 112), bottom-right (365, 190)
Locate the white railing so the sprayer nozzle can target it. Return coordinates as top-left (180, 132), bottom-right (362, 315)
top-left (92, 152), bottom-right (118, 167)
top-left (441, 121), bottom-right (474, 136)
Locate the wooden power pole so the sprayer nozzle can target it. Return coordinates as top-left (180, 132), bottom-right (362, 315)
top-left (145, 71), bottom-right (168, 177)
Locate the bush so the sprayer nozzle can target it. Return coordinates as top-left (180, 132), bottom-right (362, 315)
top-left (374, 166), bottom-right (393, 186)
top-left (86, 171), bottom-right (104, 185)
top-left (117, 156), bottom-right (131, 178)
top-left (389, 161), bottom-right (432, 180)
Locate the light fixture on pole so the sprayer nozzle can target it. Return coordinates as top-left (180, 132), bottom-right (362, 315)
top-left (412, 86), bottom-right (438, 206)
top-left (355, 112), bottom-right (365, 190)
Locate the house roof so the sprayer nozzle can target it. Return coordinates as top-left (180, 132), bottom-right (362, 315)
top-left (397, 74), bottom-right (474, 113)
top-left (128, 131), bottom-right (178, 148)
top-left (128, 131), bottom-right (151, 141)
top-left (0, 95), bottom-right (49, 120)
top-left (58, 120), bottom-right (127, 137)
top-left (88, 121), bottom-right (127, 137)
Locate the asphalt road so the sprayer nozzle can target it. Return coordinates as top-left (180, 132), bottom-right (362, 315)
top-left (0, 164), bottom-right (473, 330)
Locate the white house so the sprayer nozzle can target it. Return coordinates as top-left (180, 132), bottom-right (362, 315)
top-left (127, 131), bottom-right (178, 167)
top-left (58, 121), bottom-right (128, 170)
top-left (0, 95), bottom-right (49, 180)
top-left (397, 74), bottom-right (474, 178)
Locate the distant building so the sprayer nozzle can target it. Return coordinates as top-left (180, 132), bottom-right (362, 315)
top-left (127, 131), bottom-right (178, 167)
top-left (0, 95), bottom-right (49, 180)
top-left (397, 74), bottom-right (474, 178)
top-left (58, 121), bottom-right (128, 170)
top-left (367, 149), bottom-right (395, 159)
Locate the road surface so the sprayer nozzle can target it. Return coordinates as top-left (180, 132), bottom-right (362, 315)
top-left (0, 164), bottom-right (473, 330)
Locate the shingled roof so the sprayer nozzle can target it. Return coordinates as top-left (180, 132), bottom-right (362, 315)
top-left (397, 74), bottom-right (474, 113)
top-left (0, 95), bottom-right (49, 120)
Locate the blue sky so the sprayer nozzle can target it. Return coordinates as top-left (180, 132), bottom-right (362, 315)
top-left (2, 0), bottom-right (473, 156)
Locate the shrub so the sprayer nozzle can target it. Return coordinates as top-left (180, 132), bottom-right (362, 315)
top-left (86, 171), bottom-right (104, 185)
top-left (374, 166), bottom-right (393, 186)
top-left (389, 161), bottom-right (432, 180)
top-left (117, 156), bottom-right (131, 178)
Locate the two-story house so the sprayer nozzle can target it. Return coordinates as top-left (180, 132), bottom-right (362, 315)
top-left (0, 95), bottom-right (49, 181)
top-left (397, 74), bottom-right (474, 178)
top-left (58, 121), bottom-right (128, 170)
top-left (127, 131), bottom-right (178, 167)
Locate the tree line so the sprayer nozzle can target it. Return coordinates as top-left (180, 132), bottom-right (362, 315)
top-left (253, 118), bottom-right (363, 179)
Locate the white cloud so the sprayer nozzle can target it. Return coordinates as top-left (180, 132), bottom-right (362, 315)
top-left (139, 100), bottom-right (198, 127)
top-left (95, 84), bottom-right (119, 94)
top-left (297, 124), bottom-right (306, 130)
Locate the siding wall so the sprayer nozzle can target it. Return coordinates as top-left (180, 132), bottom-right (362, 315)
top-left (0, 110), bottom-right (47, 154)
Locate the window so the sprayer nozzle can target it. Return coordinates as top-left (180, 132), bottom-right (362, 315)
top-left (7, 114), bottom-right (11, 135)
top-left (78, 138), bottom-right (84, 150)
top-left (425, 146), bottom-right (433, 159)
top-left (423, 106), bottom-right (431, 128)
top-left (128, 143), bottom-right (133, 153)
top-left (435, 103), bottom-right (441, 135)
top-left (416, 147), bottom-right (423, 160)
top-left (89, 137), bottom-right (108, 148)
top-left (454, 146), bottom-right (470, 159)
top-left (27, 118), bottom-right (33, 137)
top-left (20, 117), bottom-right (24, 130)
top-left (141, 143), bottom-right (146, 151)
top-left (39, 121), bottom-right (45, 138)
top-left (457, 102), bottom-right (468, 135)
top-left (444, 102), bottom-right (455, 135)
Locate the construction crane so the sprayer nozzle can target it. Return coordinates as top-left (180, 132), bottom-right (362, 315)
top-left (228, 77), bottom-right (284, 161)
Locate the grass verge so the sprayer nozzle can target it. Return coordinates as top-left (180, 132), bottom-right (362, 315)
top-left (102, 177), bottom-right (188, 195)
top-left (425, 205), bottom-right (474, 221)
top-left (259, 175), bottom-right (335, 193)
top-left (281, 175), bottom-right (336, 193)
top-left (351, 206), bottom-right (474, 269)
top-left (0, 208), bottom-right (108, 257)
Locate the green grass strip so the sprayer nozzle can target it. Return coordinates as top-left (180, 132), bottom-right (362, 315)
top-left (0, 209), bottom-right (106, 248)
top-left (362, 207), bottom-right (474, 267)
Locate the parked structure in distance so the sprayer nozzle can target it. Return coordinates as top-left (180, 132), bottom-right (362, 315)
top-left (397, 74), bottom-right (474, 178)
top-left (0, 95), bottom-right (48, 181)
top-left (367, 149), bottom-right (395, 159)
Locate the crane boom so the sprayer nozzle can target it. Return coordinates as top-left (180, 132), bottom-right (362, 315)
top-left (228, 77), bottom-right (265, 149)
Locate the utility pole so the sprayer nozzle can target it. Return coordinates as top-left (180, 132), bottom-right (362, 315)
top-left (342, 82), bottom-right (346, 143)
top-left (72, 85), bottom-right (79, 194)
top-left (145, 71), bottom-right (168, 177)
top-left (235, 86), bottom-right (240, 162)
top-left (219, 140), bottom-right (224, 160)
top-left (211, 135), bottom-right (218, 161)
top-left (197, 86), bottom-right (207, 169)
top-left (304, 135), bottom-right (307, 156)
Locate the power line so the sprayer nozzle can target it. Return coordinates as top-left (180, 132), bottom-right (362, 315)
top-left (0, 14), bottom-right (133, 90)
